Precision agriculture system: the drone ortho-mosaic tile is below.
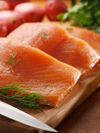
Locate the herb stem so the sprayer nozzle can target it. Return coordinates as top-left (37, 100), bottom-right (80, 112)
top-left (8, 54), bottom-right (20, 72)
top-left (0, 83), bottom-right (52, 109)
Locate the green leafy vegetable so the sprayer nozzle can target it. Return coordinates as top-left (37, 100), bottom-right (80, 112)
top-left (71, 0), bottom-right (76, 6)
top-left (58, 0), bottom-right (100, 33)
top-left (0, 83), bottom-right (52, 109)
top-left (8, 54), bottom-right (20, 72)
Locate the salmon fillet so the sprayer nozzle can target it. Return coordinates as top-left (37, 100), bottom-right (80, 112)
top-left (0, 38), bottom-right (81, 107)
top-left (8, 23), bottom-right (100, 74)
top-left (65, 26), bottom-right (100, 55)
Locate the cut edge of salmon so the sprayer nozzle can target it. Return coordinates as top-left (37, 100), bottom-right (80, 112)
top-left (7, 23), bottom-right (100, 75)
top-left (62, 24), bottom-right (100, 55)
top-left (67, 35), bottom-right (100, 73)
top-left (0, 38), bottom-right (81, 107)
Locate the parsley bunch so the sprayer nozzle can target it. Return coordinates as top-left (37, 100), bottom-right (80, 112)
top-left (58, 0), bottom-right (100, 33)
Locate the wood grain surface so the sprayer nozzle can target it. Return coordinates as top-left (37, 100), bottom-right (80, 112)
top-left (57, 89), bottom-right (100, 133)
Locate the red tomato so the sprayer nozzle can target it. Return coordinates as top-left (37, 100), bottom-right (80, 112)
top-left (0, 22), bottom-right (8, 37)
top-left (6, 0), bottom-right (28, 9)
top-left (0, 11), bottom-right (23, 33)
top-left (45, 0), bottom-right (67, 21)
top-left (14, 3), bottom-right (44, 22)
top-left (0, 0), bottom-right (10, 11)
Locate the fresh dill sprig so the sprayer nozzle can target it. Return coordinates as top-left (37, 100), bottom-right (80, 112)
top-left (66, 26), bottom-right (74, 31)
top-left (39, 31), bottom-right (49, 40)
top-left (0, 83), bottom-right (52, 109)
top-left (8, 54), bottom-right (20, 72)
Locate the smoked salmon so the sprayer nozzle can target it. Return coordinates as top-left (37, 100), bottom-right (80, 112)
top-left (65, 26), bottom-right (100, 55)
top-left (0, 38), bottom-right (81, 107)
top-left (8, 23), bottom-right (100, 74)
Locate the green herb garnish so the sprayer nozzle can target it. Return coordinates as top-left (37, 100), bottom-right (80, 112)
top-left (71, 0), bottom-right (76, 6)
top-left (8, 54), bottom-right (20, 72)
top-left (39, 31), bottom-right (49, 40)
top-left (0, 83), bottom-right (52, 109)
top-left (58, 0), bottom-right (100, 33)
top-left (66, 26), bottom-right (74, 31)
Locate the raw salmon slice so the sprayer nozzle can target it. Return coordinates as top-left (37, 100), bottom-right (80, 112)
top-left (8, 23), bottom-right (67, 49)
top-left (8, 23), bottom-right (100, 74)
top-left (65, 26), bottom-right (100, 55)
top-left (0, 38), bottom-right (81, 107)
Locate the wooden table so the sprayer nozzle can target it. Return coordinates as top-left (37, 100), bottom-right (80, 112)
top-left (57, 89), bottom-right (100, 133)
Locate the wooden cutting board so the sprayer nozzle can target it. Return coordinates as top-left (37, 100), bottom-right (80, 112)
top-left (0, 1), bottom-right (100, 133)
